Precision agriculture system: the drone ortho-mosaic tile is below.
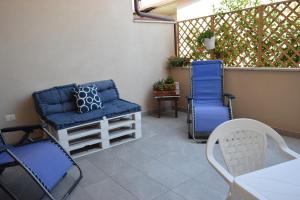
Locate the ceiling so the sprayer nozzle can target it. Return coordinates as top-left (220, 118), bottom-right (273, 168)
top-left (140, 0), bottom-right (177, 16)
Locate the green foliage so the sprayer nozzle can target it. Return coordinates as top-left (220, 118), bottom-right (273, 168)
top-left (260, 6), bottom-right (299, 67)
top-left (168, 56), bottom-right (190, 67)
top-left (165, 76), bottom-right (175, 84)
top-left (153, 76), bottom-right (176, 91)
top-left (164, 84), bottom-right (175, 91)
top-left (196, 29), bottom-right (215, 44)
top-left (213, 0), bottom-right (261, 13)
top-left (212, 0), bottom-right (261, 66)
top-left (181, 0), bottom-right (298, 67)
top-left (185, 29), bottom-right (213, 61)
top-left (153, 80), bottom-right (164, 91)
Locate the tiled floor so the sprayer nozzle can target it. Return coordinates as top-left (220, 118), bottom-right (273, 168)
top-left (1, 112), bottom-right (300, 200)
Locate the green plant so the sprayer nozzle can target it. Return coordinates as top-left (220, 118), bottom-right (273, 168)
top-left (153, 76), bottom-right (176, 91)
top-left (196, 29), bottom-right (215, 44)
top-left (168, 56), bottom-right (190, 67)
top-left (164, 76), bottom-right (175, 84)
top-left (182, 0), bottom-right (298, 67)
top-left (152, 80), bottom-right (164, 91)
top-left (164, 84), bottom-right (175, 91)
top-left (213, 0), bottom-right (261, 13)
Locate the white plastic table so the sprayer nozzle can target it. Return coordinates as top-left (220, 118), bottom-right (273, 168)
top-left (232, 158), bottom-right (300, 200)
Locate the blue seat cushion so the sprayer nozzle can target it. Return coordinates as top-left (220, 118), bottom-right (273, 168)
top-left (0, 140), bottom-right (73, 191)
top-left (45, 99), bottom-right (141, 130)
top-left (194, 100), bottom-right (230, 134)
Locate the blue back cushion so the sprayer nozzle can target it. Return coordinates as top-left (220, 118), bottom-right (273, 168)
top-left (80, 80), bottom-right (119, 103)
top-left (192, 60), bottom-right (223, 101)
top-left (33, 84), bottom-right (77, 117)
top-left (33, 80), bottom-right (120, 118)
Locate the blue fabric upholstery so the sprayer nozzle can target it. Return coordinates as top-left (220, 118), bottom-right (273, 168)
top-left (80, 80), bottom-right (119, 103)
top-left (192, 60), bottom-right (230, 134)
top-left (194, 101), bottom-right (230, 133)
top-left (0, 136), bottom-right (4, 148)
top-left (0, 140), bottom-right (73, 191)
top-left (33, 84), bottom-right (77, 116)
top-left (33, 80), bottom-right (140, 130)
top-left (192, 60), bottom-right (223, 101)
top-left (104, 99), bottom-right (140, 118)
top-left (45, 99), bottom-right (141, 130)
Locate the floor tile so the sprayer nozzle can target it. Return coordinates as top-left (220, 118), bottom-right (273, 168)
top-left (75, 159), bottom-right (108, 187)
top-left (193, 166), bottom-right (229, 197)
top-left (133, 159), bottom-right (190, 188)
top-left (84, 179), bottom-right (138, 200)
top-left (87, 149), bottom-right (130, 176)
top-left (110, 165), bottom-right (145, 186)
top-left (2, 112), bottom-right (300, 200)
top-left (68, 185), bottom-right (93, 200)
top-left (120, 174), bottom-right (168, 200)
top-left (172, 179), bottom-right (224, 200)
top-left (154, 191), bottom-right (186, 200)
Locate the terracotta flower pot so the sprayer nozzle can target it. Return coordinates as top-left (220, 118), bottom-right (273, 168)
top-left (153, 90), bottom-right (176, 97)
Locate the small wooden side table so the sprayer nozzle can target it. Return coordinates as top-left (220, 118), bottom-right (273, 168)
top-left (154, 96), bottom-right (180, 118)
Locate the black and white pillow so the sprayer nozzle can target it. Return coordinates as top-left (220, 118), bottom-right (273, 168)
top-left (73, 85), bottom-right (102, 113)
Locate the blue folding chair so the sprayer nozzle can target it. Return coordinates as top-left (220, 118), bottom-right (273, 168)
top-left (187, 60), bottom-right (235, 142)
top-left (0, 124), bottom-right (82, 200)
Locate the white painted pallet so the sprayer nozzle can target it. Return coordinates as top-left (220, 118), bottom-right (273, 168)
top-left (46, 112), bottom-right (142, 158)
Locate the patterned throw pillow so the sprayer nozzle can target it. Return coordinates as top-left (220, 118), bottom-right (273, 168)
top-left (73, 85), bottom-right (102, 113)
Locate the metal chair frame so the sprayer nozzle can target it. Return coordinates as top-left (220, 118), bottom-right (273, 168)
top-left (187, 61), bottom-right (235, 143)
top-left (0, 124), bottom-right (82, 200)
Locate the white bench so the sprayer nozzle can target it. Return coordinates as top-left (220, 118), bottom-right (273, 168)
top-left (45, 112), bottom-right (141, 158)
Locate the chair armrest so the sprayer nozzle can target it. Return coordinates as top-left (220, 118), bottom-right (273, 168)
top-left (1, 124), bottom-right (42, 133)
top-left (186, 96), bottom-right (193, 101)
top-left (281, 147), bottom-right (300, 159)
top-left (264, 123), bottom-right (300, 159)
top-left (207, 155), bottom-right (234, 184)
top-left (223, 93), bottom-right (235, 100)
top-left (1, 124), bottom-right (43, 145)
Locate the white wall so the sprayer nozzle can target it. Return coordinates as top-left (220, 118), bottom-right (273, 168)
top-left (177, 0), bottom-right (220, 21)
top-left (0, 0), bottom-right (174, 127)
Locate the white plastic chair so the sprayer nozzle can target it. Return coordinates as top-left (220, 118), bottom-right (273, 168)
top-left (206, 118), bottom-right (299, 199)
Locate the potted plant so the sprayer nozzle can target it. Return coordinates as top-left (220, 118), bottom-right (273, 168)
top-left (168, 56), bottom-right (190, 68)
top-left (153, 76), bottom-right (177, 96)
top-left (164, 76), bottom-right (175, 91)
top-left (153, 80), bottom-right (164, 91)
top-left (196, 29), bottom-right (215, 50)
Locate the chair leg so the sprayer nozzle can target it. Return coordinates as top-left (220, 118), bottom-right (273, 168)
top-left (60, 164), bottom-right (82, 200)
top-left (226, 189), bottom-right (232, 200)
top-left (0, 168), bottom-right (4, 175)
top-left (187, 102), bottom-right (192, 137)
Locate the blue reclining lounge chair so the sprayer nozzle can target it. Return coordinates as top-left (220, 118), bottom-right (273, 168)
top-left (0, 124), bottom-right (82, 200)
top-left (187, 60), bottom-right (235, 142)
